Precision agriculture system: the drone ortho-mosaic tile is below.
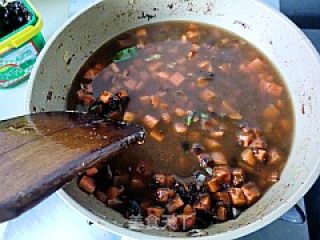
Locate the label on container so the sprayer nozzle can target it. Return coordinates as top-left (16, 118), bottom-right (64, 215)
top-left (0, 41), bottom-right (39, 88)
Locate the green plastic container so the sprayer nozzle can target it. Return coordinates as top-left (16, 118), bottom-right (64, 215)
top-left (0, 0), bottom-right (45, 88)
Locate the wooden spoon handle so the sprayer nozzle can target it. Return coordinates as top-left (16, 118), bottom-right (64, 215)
top-left (0, 111), bottom-right (144, 222)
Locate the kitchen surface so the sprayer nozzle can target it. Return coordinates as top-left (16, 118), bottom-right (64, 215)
top-left (0, 0), bottom-right (320, 239)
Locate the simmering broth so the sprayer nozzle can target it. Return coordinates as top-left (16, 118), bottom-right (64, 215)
top-left (69, 21), bottom-right (293, 231)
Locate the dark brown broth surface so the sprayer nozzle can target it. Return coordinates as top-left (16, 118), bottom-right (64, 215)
top-left (69, 21), bottom-right (293, 195)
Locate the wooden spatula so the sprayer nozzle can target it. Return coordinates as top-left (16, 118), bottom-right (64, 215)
top-left (0, 111), bottom-right (145, 222)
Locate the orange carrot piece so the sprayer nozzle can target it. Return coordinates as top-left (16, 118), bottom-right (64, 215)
top-left (247, 58), bottom-right (264, 72)
top-left (139, 95), bottom-right (152, 105)
top-left (79, 176), bottom-right (96, 194)
top-left (174, 108), bottom-right (187, 117)
top-left (136, 28), bottom-right (147, 37)
top-left (157, 71), bottom-right (170, 80)
top-left (148, 62), bottom-right (163, 72)
top-left (161, 113), bottom-right (172, 124)
top-left (124, 79), bottom-right (138, 90)
top-left (86, 167), bottom-right (98, 177)
top-left (143, 115), bottom-right (159, 129)
top-left (262, 104), bottom-right (280, 121)
top-left (150, 130), bottom-right (165, 142)
top-left (110, 63), bottom-right (120, 73)
top-left (169, 72), bottom-right (185, 87)
top-left (123, 112), bottom-right (136, 122)
top-left (151, 95), bottom-right (161, 108)
top-left (174, 122), bottom-right (188, 134)
top-left (200, 89), bottom-right (215, 102)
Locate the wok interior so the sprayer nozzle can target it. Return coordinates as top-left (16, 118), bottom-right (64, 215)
top-left (28, 0), bottom-right (320, 238)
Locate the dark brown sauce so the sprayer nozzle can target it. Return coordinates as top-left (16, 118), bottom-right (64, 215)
top-left (69, 21), bottom-right (294, 228)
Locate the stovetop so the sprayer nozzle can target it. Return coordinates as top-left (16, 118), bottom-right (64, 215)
top-left (1, 0), bottom-right (320, 239)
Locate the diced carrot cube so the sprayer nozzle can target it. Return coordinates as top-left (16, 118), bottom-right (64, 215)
top-left (268, 148), bottom-right (282, 165)
top-left (260, 80), bottom-right (283, 97)
top-left (187, 51), bottom-right (197, 60)
top-left (247, 58), bottom-right (264, 72)
top-left (79, 176), bottom-right (96, 194)
top-left (268, 82), bottom-right (283, 97)
top-left (137, 41), bottom-right (145, 49)
top-left (220, 38), bottom-right (230, 45)
top-left (183, 204), bottom-right (194, 214)
top-left (166, 195), bottom-right (184, 213)
top-left (227, 188), bottom-right (246, 207)
top-left (86, 167), bottom-right (98, 176)
top-left (262, 104), bottom-right (280, 121)
top-left (258, 73), bottom-right (273, 82)
top-left (161, 113), bottom-right (172, 124)
top-left (259, 79), bottom-right (271, 92)
top-left (157, 71), bottom-right (170, 80)
top-left (174, 122), bottom-right (188, 134)
top-left (151, 95), bottom-right (161, 108)
top-left (239, 63), bottom-right (250, 73)
top-left (169, 72), bottom-right (185, 87)
top-left (211, 130), bottom-right (224, 138)
top-left (147, 207), bottom-right (164, 221)
top-left (110, 63), bottom-right (120, 73)
top-left (94, 63), bottom-right (105, 71)
top-left (186, 31), bottom-right (200, 39)
top-left (200, 89), bottom-right (215, 102)
top-left (181, 34), bottom-right (188, 42)
top-left (241, 182), bottom-right (261, 205)
top-left (220, 100), bottom-right (236, 114)
top-left (207, 177), bottom-right (221, 193)
top-left (193, 194), bottom-right (211, 211)
top-left (216, 205), bottom-right (228, 221)
top-left (196, 77), bottom-right (209, 88)
top-left (124, 79), bottom-right (138, 90)
top-left (83, 69), bottom-right (98, 80)
top-left (143, 115), bottom-right (159, 129)
top-left (198, 60), bottom-right (210, 68)
top-left (279, 118), bottom-right (291, 132)
top-left (123, 112), bottom-right (136, 122)
top-left (106, 186), bottom-right (124, 200)
top-left (150, 130), bottom-right (165, 142)
top-left (203, 138), bottom-right (221, 149)
top-left (241, 148), bottom-right (256, 166)
top-left (211, 152), bottom-right (227, 165)
top-left (191, 44), bottom-right (200, 51)
top-left (148, 61), bottom-right (163, 72)
top-left (276, 99), bottom-right (284, 109)
top-left (139, 95), bottom-right (152, 105)
top-left (174, 108), bottom-right (187, 117)
top-left (213, 166), bottom-right (232, 184)
top-left (228, 112), bottom-right (243, 120)
top-left (159, 103), bottom-right (169, 111)
top-left (136, 28), bottom-right (147, 37)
